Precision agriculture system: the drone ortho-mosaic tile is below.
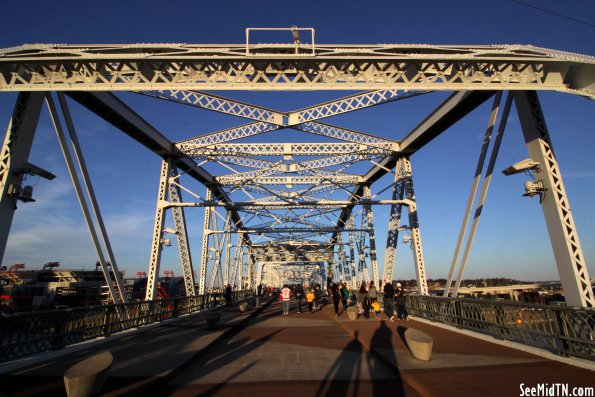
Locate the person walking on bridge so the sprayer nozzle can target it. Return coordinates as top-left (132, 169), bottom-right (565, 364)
top-left (306, 288), bottom-right (316, 313)
top-left (280, 284), bottom-right (292, 315)
top-left (330, 283), bottom-right (341, 318)
top-left (368, 281), bottom-right (378, 303)
top-left (294, 283), bottom-right (304, 313)
top-left (356, 282), bottom-right (368, 316)
top-left (383, 279), bottom-right (396, 321)
top-left (395, 283), bottom-right (409, 320)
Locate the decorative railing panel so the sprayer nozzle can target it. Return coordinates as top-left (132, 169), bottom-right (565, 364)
top-left (0, 290), bottom-right (253, 363)
top-left (407, 295), bottom-right (594, 361)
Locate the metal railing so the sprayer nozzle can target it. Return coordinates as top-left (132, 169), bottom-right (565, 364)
top-left (0, 290), bottom-right (254, 363)
top-left (407, 295), bottom-right (595, 361)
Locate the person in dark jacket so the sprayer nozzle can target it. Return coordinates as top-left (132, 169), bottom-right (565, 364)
top-left (224, 284), bottom-right (233, 307)
top-left (330, 283), bottom-right (341, 318)
top-left (382, 279), bottom-right (395, 321)
top-left (294, 283), bottom-right (304, 313)
top-left (395, 282), bottom-right (409, 320)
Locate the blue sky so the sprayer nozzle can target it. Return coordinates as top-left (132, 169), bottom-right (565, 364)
top-left (1, 0), bottom-right (594, 282)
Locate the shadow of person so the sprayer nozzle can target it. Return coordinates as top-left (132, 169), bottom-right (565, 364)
top-left (368, 321), bottom-right (406, 396)
top-left (315, 331), bottom-right (363, 397)
top-left (396, 325), bottom-right (412, 355)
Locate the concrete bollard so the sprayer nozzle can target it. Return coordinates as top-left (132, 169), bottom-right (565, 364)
top-left (404, 328), bottom-right (433, 361)
top-left (239, 302), bottom-right (249, 312)
top-left (63, 351), bottom-right (113, 397)
top-left (346, 306), bottom-right (358, 321)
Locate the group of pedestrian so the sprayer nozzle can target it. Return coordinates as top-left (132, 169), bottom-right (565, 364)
top-left (275, 280), bottom-right (408, 320)
top-left (329, 281), bottom-right (351, 318)
top-left (278, 283), bottom-right (322, 314)
top-left (356, 279), bottom-right (409, 321)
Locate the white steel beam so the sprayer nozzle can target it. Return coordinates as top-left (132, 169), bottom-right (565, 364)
top-left (198, 187), bottom-right (213, 295)
top-left (401, 158), bottom-right (428, 295)
top-left (1, 44), bottom-right (593, 97)
top-left (363, 186), bottom-right (379, 287)
top-left (47, 95), bottom-right (126, 304)
top-left (288, 89), bottom-right (424, 124)
top-left (452, 93), bottom-right (511, 297)
top-left (146, 160), bottom-right (170, 300)
top-left (514, 91), bottom-right (594, 308)
top-left (168, 167), bottom-right (196, 297)
top-left (0, 92), bottom-right (45, 263)
top-left (56, 93), bottom-right (128, 303)
top-left (140, 90), bottom-right (285, 125)
top-left (382, 161), bottom-right (406, 282)
top-left (445, 92), bottom-right (503, 297)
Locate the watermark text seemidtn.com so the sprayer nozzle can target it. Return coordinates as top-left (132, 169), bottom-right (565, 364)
top-left (520, 384), bottom-right (594, 397)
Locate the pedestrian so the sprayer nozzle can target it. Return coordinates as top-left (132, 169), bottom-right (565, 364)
top-left (295, 283), bottom-right (304, 313)
top-left (356, 282), bottom-right (368, 315)
top-left (306, 288), bottom-right (316, 313)
top-left (224, 284), bottom-right (232, 306)
top-left (280, 284), bottom-right (292, 315)
top-left (372, 299), bottom-right (381, 319)
top-left (368, 281), bottom-right (378, 302)
top-left (330, 283), bottom-right (341, 318)
top-left (257, 284), bottom-right (263, 296)
top-left (339, 282), bottom-right (350, 312)
top-left (395, 282), bottom-right (409, 320)
top-left (382, 279), bottom-right (396, 321)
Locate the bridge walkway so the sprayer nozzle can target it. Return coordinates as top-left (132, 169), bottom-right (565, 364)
top-left (1, 298), bottom-right (593, 396)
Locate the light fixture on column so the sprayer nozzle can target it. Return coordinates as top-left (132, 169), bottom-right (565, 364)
top-left (502, 159), bottom-right (545, 202)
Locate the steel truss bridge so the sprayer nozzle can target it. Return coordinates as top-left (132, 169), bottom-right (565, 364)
top-left (1, 38), bottom-right (594, 308)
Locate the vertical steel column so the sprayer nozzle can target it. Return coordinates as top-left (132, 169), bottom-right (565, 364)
top-left (255, 261), bottom-right (264, 288)
top-left (348, 216), bottom-right (357, 289)
top-left (452, 93), bottom-right (511, 296)
top-left (444, 92), bottom-right (502, 297)
top-left (230, 237), bottom-right (243, 286)
top-left (168, 170), bottom-right (196, 297)
top-left (337, 233), bottom-right (346, 282)
top-left (146, 159), bottom-right (170, 300)
top-left (363, 185), bottom-right (379, 287)
top-left (198, 188), bottom-right (212, 295)
top-left (0, 92), bottom-right (45, 263)
top-left (207, 207), bottom-right (222, 292)
top-left (56, 93), bottom-right (128, 303)
top-left (248, 245), bottom-right (256, 289)
top-left (514, 91), bottom-right (594, 308)
top-left (402, 158), bottom-right (429, 295)
top-left (223, 211), bottom-right (232, 286)
top-left (382, 160), bottom-right (406, 282)
top-left (355, 210), bottom-right (368, 285)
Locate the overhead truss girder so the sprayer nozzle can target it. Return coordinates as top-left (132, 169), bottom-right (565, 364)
top-left (1, 44), bottom-right (593, 97)
top-left (182, 142), bottom-right (395, 157)
top-left (216, 175), bottom-right (362, 185)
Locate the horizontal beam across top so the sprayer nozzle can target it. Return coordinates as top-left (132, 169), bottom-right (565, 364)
top-left (180, 142), bottom-right (396, 157)
top-left (1, 44), bottom-right (593, 97)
